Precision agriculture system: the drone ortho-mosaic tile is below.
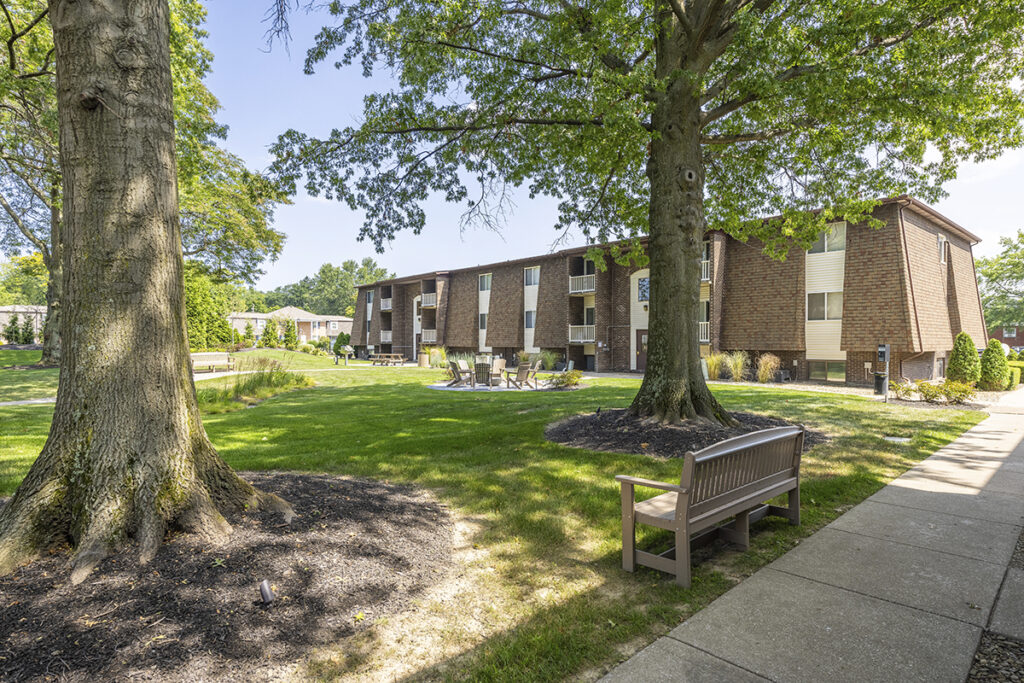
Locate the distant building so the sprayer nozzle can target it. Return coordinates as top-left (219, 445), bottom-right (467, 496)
top-left (990, 324), bottom-right (1022, 350)
top-left (228, 306), bottom-right (353, 345)
top-left (0, 305), bottom-right (46, 342)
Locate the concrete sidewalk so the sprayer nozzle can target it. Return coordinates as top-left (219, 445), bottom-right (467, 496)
top-left (604, 389), bottom-right (1024, 683)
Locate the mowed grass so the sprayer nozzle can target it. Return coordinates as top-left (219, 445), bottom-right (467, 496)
top-left (0, 363), bottom-right (986, 680)
top-left (0, 349), bottom-right (58, 402)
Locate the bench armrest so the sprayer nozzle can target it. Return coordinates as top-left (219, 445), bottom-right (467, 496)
top-left (615, 475), bottom-right (685, 494)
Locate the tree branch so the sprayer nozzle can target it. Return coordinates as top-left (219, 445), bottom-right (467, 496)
top-left (700, 116), bottom-right (816, 144)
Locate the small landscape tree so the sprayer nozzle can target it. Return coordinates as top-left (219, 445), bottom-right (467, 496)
top-left (947, 331), bottom-right (981, 384)
top-left (281, 319), bottom-right (299, 351)
top-left (259, 320), bottom-right (279, 348)
top-left (3, 315), bottom-right (20, 344)
top-left (979, 339), bottom-right (1010, 391)
top-left (243, 321), bottom-right (255, 346)
top-left (19, 317), bottom-right (35, 344)
top-left (332, 333), bottom-right (350, 356)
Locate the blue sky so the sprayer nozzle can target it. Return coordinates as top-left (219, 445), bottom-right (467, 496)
top-left (203, 3), bottom-right (1024, 290)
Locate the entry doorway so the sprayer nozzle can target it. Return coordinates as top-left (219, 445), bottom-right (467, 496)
top-left (636, 329), bottom-right (648, 371)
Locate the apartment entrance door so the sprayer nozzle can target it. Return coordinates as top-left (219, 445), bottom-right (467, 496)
top-left (636, 329), bottom-right (648, 371)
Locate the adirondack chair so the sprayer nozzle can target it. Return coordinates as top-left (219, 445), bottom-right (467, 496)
top-left (616, 426), bottom-right (804, 587)
top-left (505, 362), bottom-right (535, 389)
top-left (490, 358), bottom-right (506, 384)
top-left (447, 360), bottom-right (472, 387)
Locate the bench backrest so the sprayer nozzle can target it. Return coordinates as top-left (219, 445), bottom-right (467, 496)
top-left (191, 352), bottom-right (231, 363)
top-left (682, 426), bottom-right (803, 517)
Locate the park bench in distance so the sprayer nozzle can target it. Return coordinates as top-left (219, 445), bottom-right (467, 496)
top-left (369, 353), bottom-right (406, 366)
top-left (616, 425), bottom-right (804, 587)
top-left (190, 351), bottom-right (234, 373)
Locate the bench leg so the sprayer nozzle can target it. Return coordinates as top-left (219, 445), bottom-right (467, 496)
top-left (621, 486), bottom-right (635, 573)
top-left (674, 527), bottom-right (691, 588)
top-left (787, 487), bottom-right (800, 525)
top-left (718, 510), bottom-right (750, 550)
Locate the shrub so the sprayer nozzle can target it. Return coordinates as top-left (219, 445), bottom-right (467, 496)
top-left (889, 380), bottom-right (916, 400)
top-left (538, 349), bottom-right (560, 371)
top-left (298, 343), bottom-right (315, 354)
top-left (422, 345), bottom-right (448, 368)
top-left (755, 353), bottom-right (780, 383)
top-left (704, 352), bottom-right (726, 380)
top-left (243, 322), bottom-right (255, 346)
top-left (19, 317), bottom-right (35, 344)
top-left (281, 320), bottom-right (299, 351)
top-left (1006, 366), bottom-right (1021, 391)
top-left (941, 380), bottom-right (976, 404)
top-left (979, 339), bottom-right (1010, 391)
top-left (258, 321), bottom-right (278, 348)
top-left (195, 357), bottom-right (313, 413)
top-left (1009, 360), bottom-right (1024, 372)
top-left (549, 369), bottom-right (583, 388)
top-left (516, 350), bottom-right (532, 365)
top-left (1008, 349), bottom-right (1020, 362)
top-left (947, 331), bottom-right (981, 384)
top-left (3, 314), bottom-right (20, 344)
top-left (333, 335), bottom-right (351, 357)
top-left (313, 337), bottom-right (332, 352)
top-left (726, 351), bottom-right (749, 381)
top-left (915, 380), bottom-right (945, 403)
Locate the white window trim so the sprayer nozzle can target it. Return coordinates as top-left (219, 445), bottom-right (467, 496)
top-left (524, 310), bottom-right (537, 329)
top-left (808, 221), bottom-right (847, 254)
top-left (479, 312), bottom-right (487, 330)
top-left (1005, 327), bottom-right (1017, 338)
top-left (524, 266), bottom-right (540, 287)
top-left (479, 273), bottom-right (492, 291)
top-left (807, 291), bottom-right (843, 321)
top-left (938, 234), bottom-right (948, 264)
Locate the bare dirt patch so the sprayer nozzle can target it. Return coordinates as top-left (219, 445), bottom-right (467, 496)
top-left (0, 472), bottom-right (452, 682)
top-left (546, 408), bottom-right (828, 458)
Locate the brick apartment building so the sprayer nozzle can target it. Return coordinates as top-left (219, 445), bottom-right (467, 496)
top-left (352, 196), bottom-right (988, 384)
top-left (989, 325), bottom-right (1022, 350)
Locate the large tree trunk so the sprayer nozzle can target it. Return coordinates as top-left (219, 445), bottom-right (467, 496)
top-left (0, 0), bottom-right (290, 583)
top-left (629, 8), bottom-right (732, 425)
top-left (38, 197), bottom-right (61, 367)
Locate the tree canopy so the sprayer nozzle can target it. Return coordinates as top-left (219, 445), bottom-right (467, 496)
top-left (977, 229), bottom-right (1024, 328)
top-left (271, 1), bottom-right (1024, 257)
top-left (0, 252), bottom-right (45, 305)
top-left (265, 258), bottom-right (392, 316)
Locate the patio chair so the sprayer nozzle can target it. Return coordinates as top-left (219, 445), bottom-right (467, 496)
top-left (490, 358), bottom-right (506, 385)
top-left (447, 360), bottom-right (472, 387)
top-left (474, 361), bottom-right (495, 389)
top-left (457, 359), bottom-right (474, 387)
top-left (505, 362), bottom-right (539, 390)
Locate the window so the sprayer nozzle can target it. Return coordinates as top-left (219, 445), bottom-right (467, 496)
top-left (524, 266), bottom-right (540, 286)
top-left (699, 300), bottom-right (710, 323)
top-left (808, 222), bottom-right (846, 254)
top-left (584, 307), bottom-right (595, 325)
top-left (584, 259), bottom-right (596, 275)
top-left (809, 361), bottom-right (846, 382)
top-left (330, 321), bottom-right (338, 330)
top-left (1006, 327), bottom-right (1018, 338)
top-left (638, 277), bottom-right (650, 301)
top-left (479, 273), bottom-right (492, 291)
top-left (807, 292), bottom-right (843, 321)
top-left (524, 311), bottom-right (536, 329)
top-left (479, 313), bottom-right (487, 330)
top-left (702, 241), bottom-right (710, 261)
top-left (257, 320), bottom-right (265, 329)
top-left (366, 290), bottom-right (374, 305)
top-left (938, 235), bottom-right (947, 264)
top-left (366, 319), bottom-right (370, 334)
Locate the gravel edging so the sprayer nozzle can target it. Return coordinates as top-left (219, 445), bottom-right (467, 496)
top-left (967, 524), bottom-right (1024, 682)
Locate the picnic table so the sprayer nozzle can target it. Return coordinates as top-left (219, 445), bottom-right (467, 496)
top-left (369, 353), bottom-right (406, 366)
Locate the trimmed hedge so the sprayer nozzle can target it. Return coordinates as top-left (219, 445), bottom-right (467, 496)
top-left (979, 339), bottom-right (1010, 391)
top-left (1007, 366), bottom-right (1022, 391)
top-left (947, 331), bottom-right (981, 384)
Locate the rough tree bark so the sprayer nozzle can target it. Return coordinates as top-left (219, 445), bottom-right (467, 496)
top-left (38, 193), bottom-right (61, 366)
top-left (0, 0), bottom-right (291, 583)
top-left (629, 4), bottom-right (733, 425)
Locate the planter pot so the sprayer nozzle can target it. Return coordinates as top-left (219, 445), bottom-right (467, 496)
top-left (418, 352), bottom-right (429, 368)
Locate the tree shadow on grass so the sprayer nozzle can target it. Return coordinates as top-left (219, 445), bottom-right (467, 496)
top-left (0, 472), bottom-right (452, 682)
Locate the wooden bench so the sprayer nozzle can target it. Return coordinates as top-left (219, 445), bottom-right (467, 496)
top-left (617, 425), bottom-right (804, 587)
top-left (191, 351), bottom-right (234, 373)
top-left (369, 353), bottom-right (406, 366)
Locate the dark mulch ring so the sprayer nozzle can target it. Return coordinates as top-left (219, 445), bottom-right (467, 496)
top-left (967, 632), bottom-right (1024, 682)
top-left (546, 408), bottom-right (828, 458)
top-left (0, 472), bottom-right (453, 682)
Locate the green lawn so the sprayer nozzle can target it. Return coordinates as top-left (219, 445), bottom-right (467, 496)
top-left (0, 365), bottom-right (986, 680)
top-left (0, 350), bottom-right (58, 402)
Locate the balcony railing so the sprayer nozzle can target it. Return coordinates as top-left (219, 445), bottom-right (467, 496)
top-left (422, 328), bottom-right (437, 343)
top-left (698, 321), bottom-right (710, 343)
top-left (421, 292), bottom-right (437, 308)
top-left (568, 324), bottom-right (596, 343)
top-left (569, 274), bottom-right (596, 294)
top-left (380, 298), bottom-right (392, 311)
top-left (381, 330), bottom-right (392, 343)
top-left (701, 260), bottom-right (710, 281)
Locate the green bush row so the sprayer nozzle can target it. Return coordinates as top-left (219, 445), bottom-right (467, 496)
top-left (889, 379), bottom-right (976, 404)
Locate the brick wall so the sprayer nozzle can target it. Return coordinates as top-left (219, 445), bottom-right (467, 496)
top-left (720, 236), bottom-right (804, 351)
top-left (841, 205), bottom-right (917, 354)
top-left (444, 270), bottom-right (479, 349)
top-left (486, 264), bottom-right (525, 349)
top-left (534, 255), bottom-right (569, 348)
top-left (367, 285), bottom-right (381, 346)
top-left (391, 284), bottom-right (413, 358)
top-left (947, 238), bottom-right (987, 348)
top-left (902, 210), bottom-right (953, 352)
top-left (710, 232), bottom-right (726, 352)
top-left (351, 288), bottom-right (368, 346)
top-left (435, 275), bottom-right (450, 346)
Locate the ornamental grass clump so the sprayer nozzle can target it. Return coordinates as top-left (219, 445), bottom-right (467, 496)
top-left (726, 351), bottom-right (748, 381)
top-left (979, 339), bottom-right (1010, 391)
top-left (756, 353), bottom-right (780, 383)
top-left (704, 352), bottom-right (726, 380)
top-left (538, 349), bottom-right (560, 371)
top-left (947, 331), bottom-right (981, 384)
top-left (196, 357), bottom-right (313, 413)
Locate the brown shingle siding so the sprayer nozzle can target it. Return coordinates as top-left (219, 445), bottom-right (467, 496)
top-left (444, 271), bottom-right (478, 348)
top-left (720, 237), bottom-right (804, 351)
top-left (486, 264), bottom-right (525, 348)
top-left (534, 256), bottom-right (569, 348)
top-left (352, 288), bottom-right (369, 346)
top-left (902, 210), bottom-right (953, 351)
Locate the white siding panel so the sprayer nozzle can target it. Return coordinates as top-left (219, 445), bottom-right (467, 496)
top-left (805, 251), bottom-right (846, 292)
top-left (523, 276), bottom-right (540, 353)
top-left (629, 269), bottom-right (650, 370)
top-left (806, 321), bottom-right (846, 360)
top-left (478, 288), bottom-right (491, 352)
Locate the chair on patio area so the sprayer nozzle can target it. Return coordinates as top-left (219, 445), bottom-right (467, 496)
top-left (474, 361), bottom-right (496, 389)
top-left (490, 358), bottom-right (506, 385)
top-left (447, 360), bottom-right (472, 387)
top-left (505, 361), bottom-right (539, 390)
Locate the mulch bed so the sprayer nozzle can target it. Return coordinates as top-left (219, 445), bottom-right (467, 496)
top-left (546, 408), bottom-right (828, 458)
top-left (967, 632), bottom-right (1024, 682)
top-left (0, 472), bottom-right (453, 682)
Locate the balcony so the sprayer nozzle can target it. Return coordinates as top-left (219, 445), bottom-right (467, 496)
top-left (380, 298), bottom-right (392, 311)
top-left (421, 292), bottom-right (437, 308)
top-left (698, 321), bottom-right (710, 343)
top-left (569, 274), bottom-right (596, 294)
top-left (568, 325), bottom-right (596, 344)
top-left (422, 328), bottom-right (437, 343)
top-left (701, 260), bottom-right (710, 281)
top-left (381, 329), bottom-right (392, 343)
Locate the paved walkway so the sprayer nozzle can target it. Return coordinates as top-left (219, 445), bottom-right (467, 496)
top-left (604, 388), bottom-right (1024, 683)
